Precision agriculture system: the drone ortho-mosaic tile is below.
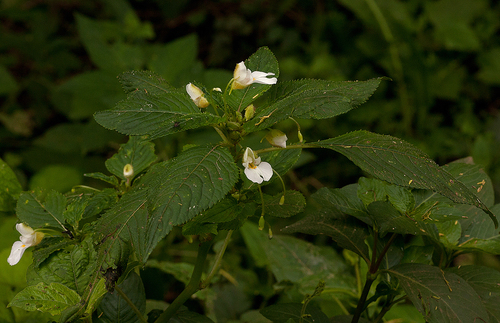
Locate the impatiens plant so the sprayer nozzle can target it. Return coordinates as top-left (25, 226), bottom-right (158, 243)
top-left (4, 47), bottom-right (500, 323)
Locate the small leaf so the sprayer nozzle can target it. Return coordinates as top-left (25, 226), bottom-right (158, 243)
top-left (314, 130), bottom-right (497, 227)
top-left (16, 189), bottom-right (68, 230)
top-left (387, 263), bottom-right (489, 323)
top-left (8, 282), bottom-right (81, 316)
top-left (105, 136), bottom-right (157, 179)
top-left (83, 172), bottom-right (120, 186)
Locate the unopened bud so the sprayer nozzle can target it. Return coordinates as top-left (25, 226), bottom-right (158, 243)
top-left (279, 195), bottom-right (285, 205)
top-left (266, 129), bottom-right (287, 148)
top-left (298, 130), bottom-right (303, 143)
top-left (268, 227), bottom-right (273, 239)
top-left (212, 87), bottom-right (222, 92)
top-left (123, 164), bottom-right (134, 179)
top-left (244, 104), bottom-right (255, 121)
top-left (258, 215), bottom-right (265, 231)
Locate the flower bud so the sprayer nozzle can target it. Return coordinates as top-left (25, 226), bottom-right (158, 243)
top-left (244, 104), bottom-right (255, 121)
top-left (279, 195), bottom-right (285, 205)
top-left (258, 215), bottom-right (265, 231)
top-left (123, 164), bottom-right (134, 179)
top-left (186, 83), bottom-right (209, 108)
top-left (265, 129), bottom-right (288, 148)
top-left (298, 130), bottom-right (304, 143)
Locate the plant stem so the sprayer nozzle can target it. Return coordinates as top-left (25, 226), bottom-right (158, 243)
top-left (155, 239), bottom-right (213, 323)
top-left (351, 232), bottom-right (398, 323)
top-left (351, 273), bottom-right (376, 323)
top-left (115, 286), bottom-right (147, 323)
top-left (201, 230), bottom-right (233, 289)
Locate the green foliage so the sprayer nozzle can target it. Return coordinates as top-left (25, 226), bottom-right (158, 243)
top-left (3, 4), bottom-right (500, 321)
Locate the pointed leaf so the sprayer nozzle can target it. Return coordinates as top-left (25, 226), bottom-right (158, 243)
top-left (8, 282), bottom-right (81, 316)
top-left (313, 130), bottom-right (497, 227)
top-left (94, 90), bottom-right (223, 140)
top-left (119, 70), bottom-right (174, 95)
top-left (16, 190), bottom-right (68, 230)
top-left (244, 77), bottom-right (384, 133)
top-left (387, 263), bottom-right (488, 323)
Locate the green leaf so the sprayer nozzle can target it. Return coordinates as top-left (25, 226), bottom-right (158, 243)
top-left (105, 136), bottom-right (157, 180)
top-left (262, 190), bottom-right (306, 218)
top-left (148, 145), bottom-right (239, 229)
top-left (260, 303), bottom-right (329, 323)
top-left (146, 260), bottom-right (195, 285)
top-left (63, 194), bottom-right (89, 228)
top-left (367, 201), bottom-right (438, 238)
top-left (84, 172), bottom-right (120, 186)
top-left (282, 188), bottom-right (370, 262)
top-left (225, 47), bottom-right (280, 112)
top-left (357, 177), bottom-right (415, 214)
top-left (0, 158), bottom-right (22, 212)
top-left (94, 89), bottom-right (223, 140)
top-left (118, 70), bottom-right (174, 95)
top-left (181, 197), bottom-right (240, 235)
top-left (31, 237), bottom-right (74, 269)
top-left (148, 34), bottom-right (198, 84)
top-left (447, 265), bottom-right (500, 322)
top-left (244, 77), bottom-right (385, 133)
top-left (27, 237), bottom-right (97, 295)
top-left (313, 130), bottom-right (497, 227)
top-left (387, 263), bottom-right (489, 323)
top-left (16, 190), bottom-right (68, 230)
top-left (8, 282), bottom-right (81, 316)
top-left (96, 272), bottom-right (146, 323)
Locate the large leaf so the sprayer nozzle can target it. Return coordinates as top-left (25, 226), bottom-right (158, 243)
top-left (386, 263), bottom-right (488, 323)
top-left (16, 190), bottom-right (68, 231)
top-left (282, 188), bottom-right (370, 263)
top-left (313, 130), bottom-right (497, 227)
top-left (225, 47), bottom-right (280, 112)
top-left (0, 158), bottom-right (22, 212)
top-left (447, 265), bottom-right (500, 322)
top-left (118, 70), bottom-right (174, 95)
top-left (148, 145), bottom-right (239, 228)
top-left (8, 282), bottom-right (81, 316)
top-left (244, 77), bottom-right (384, 133)
top-left (94, 89), bottom-right (223, 140)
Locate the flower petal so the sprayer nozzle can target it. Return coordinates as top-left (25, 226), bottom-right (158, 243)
top-left (16, 223), bottom-right (34, 236)
top-left (257, 162), bottom-right (273, 181)
top-left (8, 241), bottom-right (28, 266)
top-left (244, 167), bottom-right (264, 184)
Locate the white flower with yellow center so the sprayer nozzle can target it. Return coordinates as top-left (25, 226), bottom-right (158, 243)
top-left (232, 62), bottom-right (277, 90)
top-left (186, 83), bottom-right (209, 108)
top-left (242, 147), bottom-right (273, 184)
top-left (7, 223), bottom-right (44, 266)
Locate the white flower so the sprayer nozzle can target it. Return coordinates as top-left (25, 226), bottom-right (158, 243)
top-left (242, 147), bottom-right (273, 184)
top-left (186, 83), bottom-right (209, 108)
top-left (232, 62), bottom-right (277, 90)
top-left (123, 163), bottom-right (134, 179)
top-left (265, 129), bottom-right (288, 148)
top-left (7, 223), bottom-right (44, 266)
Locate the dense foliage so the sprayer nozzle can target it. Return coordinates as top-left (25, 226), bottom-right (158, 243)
top-left (1, 1), bottom-right (500, 322)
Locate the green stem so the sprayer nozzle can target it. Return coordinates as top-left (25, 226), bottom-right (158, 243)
top-left (351, 273), bottom-right (376, 323)
top-left (155, 239), bottom-right (213, 323)
top-left (115, 286), bottom-right (147, 323)
top-left (201, 230), bottom-right (233, 289)
top-left (213, 126), bottom-right (233, 146)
